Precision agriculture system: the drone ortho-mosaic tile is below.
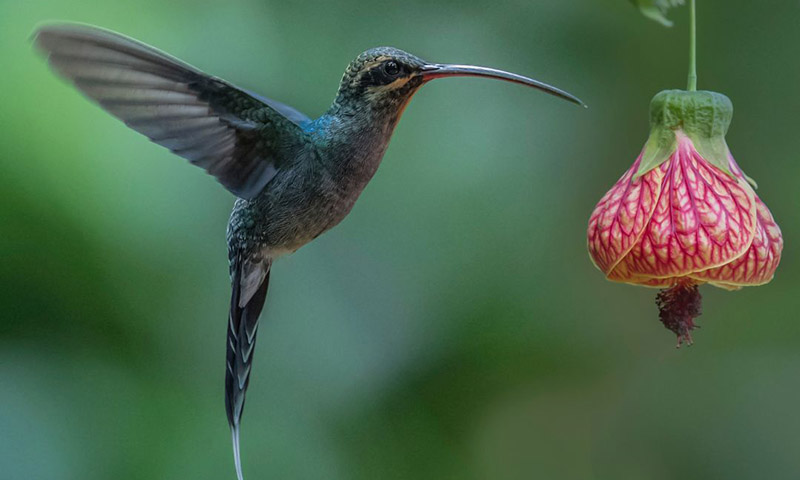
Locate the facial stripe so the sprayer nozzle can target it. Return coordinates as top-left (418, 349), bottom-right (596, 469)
top-left (367, 76), bottom-right (412, 93)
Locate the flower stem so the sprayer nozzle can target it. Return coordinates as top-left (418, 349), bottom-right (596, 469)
top-left (687, 0), bottom-right (697, 91)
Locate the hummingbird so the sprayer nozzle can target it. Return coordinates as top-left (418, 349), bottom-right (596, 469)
top-left (33, 23), bottom-right (583, 480)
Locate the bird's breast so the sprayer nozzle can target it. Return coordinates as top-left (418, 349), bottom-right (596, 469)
top-left (228, 116), bottom-right (395, 257)
top-left (228, 151), bottom-right (383, 257)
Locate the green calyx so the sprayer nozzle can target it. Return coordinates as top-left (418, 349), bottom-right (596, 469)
top-left (636, 89), bottom-right (739, 180)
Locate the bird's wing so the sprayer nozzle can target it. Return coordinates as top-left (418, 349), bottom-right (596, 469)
top-left (33, 23), bottom-right (311, 200)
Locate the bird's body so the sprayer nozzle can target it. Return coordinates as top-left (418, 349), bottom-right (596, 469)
top-left (228, 101), bottom-right (402, 262)
top-left (33, 23), bottom-right (582, 480)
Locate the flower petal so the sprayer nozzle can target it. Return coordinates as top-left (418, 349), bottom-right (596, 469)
top-left (691, 155), bottom-right (783, 287)
top-left (609, 133), bottom-right (757, 281)
top-left (587, 151), bottom-right (667, 276)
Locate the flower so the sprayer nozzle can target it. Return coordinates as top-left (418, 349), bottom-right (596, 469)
top-left (587, 90), bottom-right (783, 346)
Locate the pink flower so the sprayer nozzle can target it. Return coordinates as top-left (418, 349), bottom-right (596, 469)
top-left (587, 90), bottom-right (783, 345)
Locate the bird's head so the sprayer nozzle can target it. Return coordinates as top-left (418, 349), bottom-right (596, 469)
top-left (332, 46), bottom-right (583, 119)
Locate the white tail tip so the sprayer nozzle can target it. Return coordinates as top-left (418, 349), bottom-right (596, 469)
top-left (232, 425), bottom-right (244, 480)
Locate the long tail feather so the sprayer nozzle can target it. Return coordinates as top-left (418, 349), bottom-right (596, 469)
top-left (232, 426), bottom-right (244, 480)
top-left (226, 256), bottom-right (270, 480)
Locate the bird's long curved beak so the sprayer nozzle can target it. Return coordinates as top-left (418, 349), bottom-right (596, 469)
top-left (419, 64), bottom-right (584, 107)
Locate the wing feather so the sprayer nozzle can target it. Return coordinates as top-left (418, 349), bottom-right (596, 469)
top-left (33, 23), bottom-right (310, 199)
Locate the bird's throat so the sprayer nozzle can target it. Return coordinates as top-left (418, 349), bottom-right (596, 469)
top-left (313, 107), bottom-right (401, 179)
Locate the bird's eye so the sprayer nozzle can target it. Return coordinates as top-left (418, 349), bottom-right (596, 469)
top-left (383, 60), bottom-right (401, 76)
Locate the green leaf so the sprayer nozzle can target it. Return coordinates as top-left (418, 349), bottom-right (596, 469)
top-left (630, 0), bottom-right (685, 27)
top-left (635, 126), bottom-right (676, 178)
top-left (688, 133), bottom-right (733, 177)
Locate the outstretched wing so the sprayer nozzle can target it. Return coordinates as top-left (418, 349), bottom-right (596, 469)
top-left (33, 23), bottom-right (310, 199)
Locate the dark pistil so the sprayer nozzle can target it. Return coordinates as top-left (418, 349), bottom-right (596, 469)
top-left (655, 282), bottom-right (702, 347)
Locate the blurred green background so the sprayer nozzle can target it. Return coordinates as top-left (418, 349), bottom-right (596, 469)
top-left (1, 1), bottom-right (799, 479)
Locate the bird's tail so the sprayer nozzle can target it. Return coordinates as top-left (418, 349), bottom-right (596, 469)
top-left (226, 255), bottom-right (271, 480)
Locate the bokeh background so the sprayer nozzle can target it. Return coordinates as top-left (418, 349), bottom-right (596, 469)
top-left (2, 1), bottom-right (799, 479)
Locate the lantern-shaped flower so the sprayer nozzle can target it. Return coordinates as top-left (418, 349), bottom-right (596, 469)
top-left (587, 90), bottom-right (782, 345)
